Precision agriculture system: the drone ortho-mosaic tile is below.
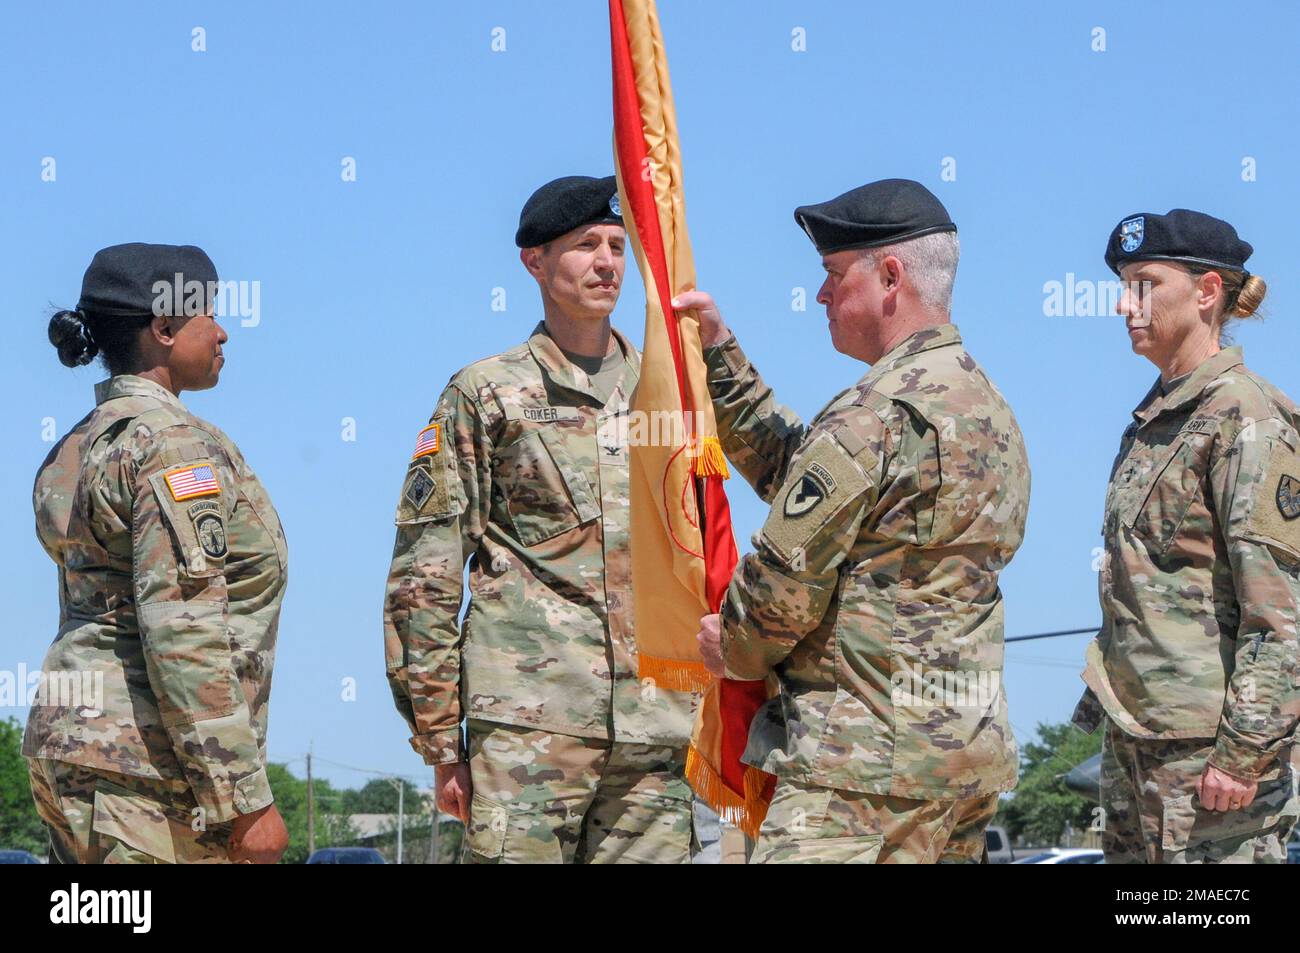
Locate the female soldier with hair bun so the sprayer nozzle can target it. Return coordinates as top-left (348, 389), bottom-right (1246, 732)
top-left (25, 243), bottom-right (289, 864)
top-left (1074, 209), bottom-right (1300, 863)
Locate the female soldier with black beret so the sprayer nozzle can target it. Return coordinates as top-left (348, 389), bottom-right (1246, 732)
top-left (1074, 210), bottom-right (1300, 863)
top-left (25, 243), bottom-right (289, 863)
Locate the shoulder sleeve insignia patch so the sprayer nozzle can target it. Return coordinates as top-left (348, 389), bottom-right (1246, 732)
top-left (1277, 474), bottom-right (1300, 520)
top-left (404, 466), bottom-right (437, 511)
top-left (163, 463), bottom-right (221, 501)
top-left (784, 462), bottom-right (836, 517)
top-left (412, 423), bottom-right (442, 460)
top-left (187, 499), bottom-right (228, 558)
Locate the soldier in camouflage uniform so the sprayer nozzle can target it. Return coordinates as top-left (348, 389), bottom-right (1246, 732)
top-left (1073, 209), bottom-right (1300, 863)
top-left (26, 244), bottom-right (289, 864)
top-left (383, 176), bottom-right (697, 863)
top-left (689, 179), bottom-right (1030, 863)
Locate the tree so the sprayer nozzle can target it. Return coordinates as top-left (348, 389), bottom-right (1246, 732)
top-left (339, 777), bottom-right (423, 815)
top-left (0, 717), bottom-right (47, 855)
top-left (266, 762), bottom-right (360, 864)
top-left (996, 720), bottom-right (1103, 847)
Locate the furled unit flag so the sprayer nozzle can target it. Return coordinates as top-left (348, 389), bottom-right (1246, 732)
top-left (609, 0), bottom-right (775, 837)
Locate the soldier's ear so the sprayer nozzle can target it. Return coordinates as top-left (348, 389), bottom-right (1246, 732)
top-left (880, 255), bottom-right (904, 293)
top-left (149, 314), bottom-right (178, 347)
top-left (520, 246), bottom-right (546, 281)
top-left (1194, 269), bottom-right (1223, 316)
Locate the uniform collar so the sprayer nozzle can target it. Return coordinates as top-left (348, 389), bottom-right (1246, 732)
top-left (1132, 346), bottom-right (1245, 424)
top-left (93, 374), bottom-right (188, 410)
top-left (526, 321), bottom-right (640, 403)
top-left (871, 322), bottom-right (962, 373)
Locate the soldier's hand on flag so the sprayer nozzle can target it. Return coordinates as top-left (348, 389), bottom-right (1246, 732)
top-left (435, 761), bottom-right (473, 823)
top-left (672, 290), bottom-right (729, 349)
top-left (1196, 763), bottom-right (1258, 812)
top-left (697, 613), bottom-right (725, 676)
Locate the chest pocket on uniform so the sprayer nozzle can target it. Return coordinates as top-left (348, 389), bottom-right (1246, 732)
top-left (494, 425), bottom-right (600, 546)
top-left (1124, 436), bottom-right (1201, 554)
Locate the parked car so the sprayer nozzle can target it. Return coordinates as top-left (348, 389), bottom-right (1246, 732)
top-left (985, 825), bottom-right (1014, 863)
top-left (985, 826), bottom-right (1057, 863)
top-left (1013, 848), bottom-right (1104, 864)
top-left (0, 850), bottom-right (42, 864)
top-left (306, 847), bottom-right (386, 864)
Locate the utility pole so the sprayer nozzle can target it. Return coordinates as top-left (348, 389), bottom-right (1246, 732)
top-left (427, 787), bottom-right (439, 865)
top-left (383, 775), bottom-right (405, 864)
top-left (306, 744), bottom-right (315, 857)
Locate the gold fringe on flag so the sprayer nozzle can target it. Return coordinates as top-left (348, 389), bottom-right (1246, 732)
top-left (690, 435), bottom-right (730, 479)
top-left (685, 744), bottom-right (770, 840)
top-left (636, 653), bottom-right (714, 693)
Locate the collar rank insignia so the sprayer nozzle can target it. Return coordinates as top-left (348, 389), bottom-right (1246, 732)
top-left (412, 423), bottom-right (442, 460)
top-left (164, 463), bottom-right (221, 501)
top-left (1277, 475), bottom-right (1300, 520)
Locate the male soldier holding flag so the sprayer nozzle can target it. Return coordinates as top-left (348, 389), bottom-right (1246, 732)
top-left (686, 178), bottom-right (1031, 863)
top-left (383, 175), bottom-right (698, 863)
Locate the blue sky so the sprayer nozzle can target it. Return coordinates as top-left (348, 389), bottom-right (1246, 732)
top-left (3, 1), bottom-right (1298, 789)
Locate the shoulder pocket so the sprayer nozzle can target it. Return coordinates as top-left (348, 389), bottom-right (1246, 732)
top-left (1242, 436), bottom-right (1300, 563)
top-left (761, 432), bottom-right (870, 567)
top-left (495, 425), bottom-right (599, 546)
top-left (396, 418), bottom-right (460, 525)
top-left (147, 462), bottom-right (228, 578)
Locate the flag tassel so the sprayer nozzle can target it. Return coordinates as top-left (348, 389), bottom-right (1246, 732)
top-left (636, 653), bottom-right (714, 693)
top-left (686, 744), bottom-right (771, 840)
top-left (691, 435), bottom-right (730, 478)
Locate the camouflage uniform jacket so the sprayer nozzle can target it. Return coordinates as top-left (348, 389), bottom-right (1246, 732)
top-left (24, 374), bottom-right (287, 822)
top-left (1073, 346), bottom-right (1300, 781)
top-left (709, 324), bottom-right (1030, 800)
top-left (384, 322), bottom-right (695, 764)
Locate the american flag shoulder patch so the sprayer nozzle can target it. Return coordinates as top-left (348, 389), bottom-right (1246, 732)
top-left (164, 463), bottom-right (221, 501)
top-left (412, 423), bottom-right (442, 460)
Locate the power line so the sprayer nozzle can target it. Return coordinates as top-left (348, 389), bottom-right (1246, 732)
top-left (1006, 626), bottom-right (1098, 644)
top-left (311, 754), bottom-right (429, 786)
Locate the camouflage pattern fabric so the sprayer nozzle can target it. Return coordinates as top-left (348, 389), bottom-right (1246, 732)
top-left (1075, 347), bottom-right (1300, 782)
top-left (383, 322), bottom-right (696, 765)
top-left (706, 324), bottom-right (1030, 803)
top-left (459, 719), bottom-right (692, 864)
top-left (1100, 720), bottom-right (1299, 864)
top-left (750, 777), bottom-right (997, 864)
top-left (24, 374), bottom-right (286, 828)
top-left (29, 755), bottom-right (233, 864)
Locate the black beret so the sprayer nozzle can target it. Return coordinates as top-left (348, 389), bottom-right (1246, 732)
top-left (1105, 209), bottom-right (1252, 275)
top-left (794, 178), bottom-right (956, 255)
top-left (77, 243), bottom-right (218, 318)
top-left (515, 175), bottom-right (623, 248)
